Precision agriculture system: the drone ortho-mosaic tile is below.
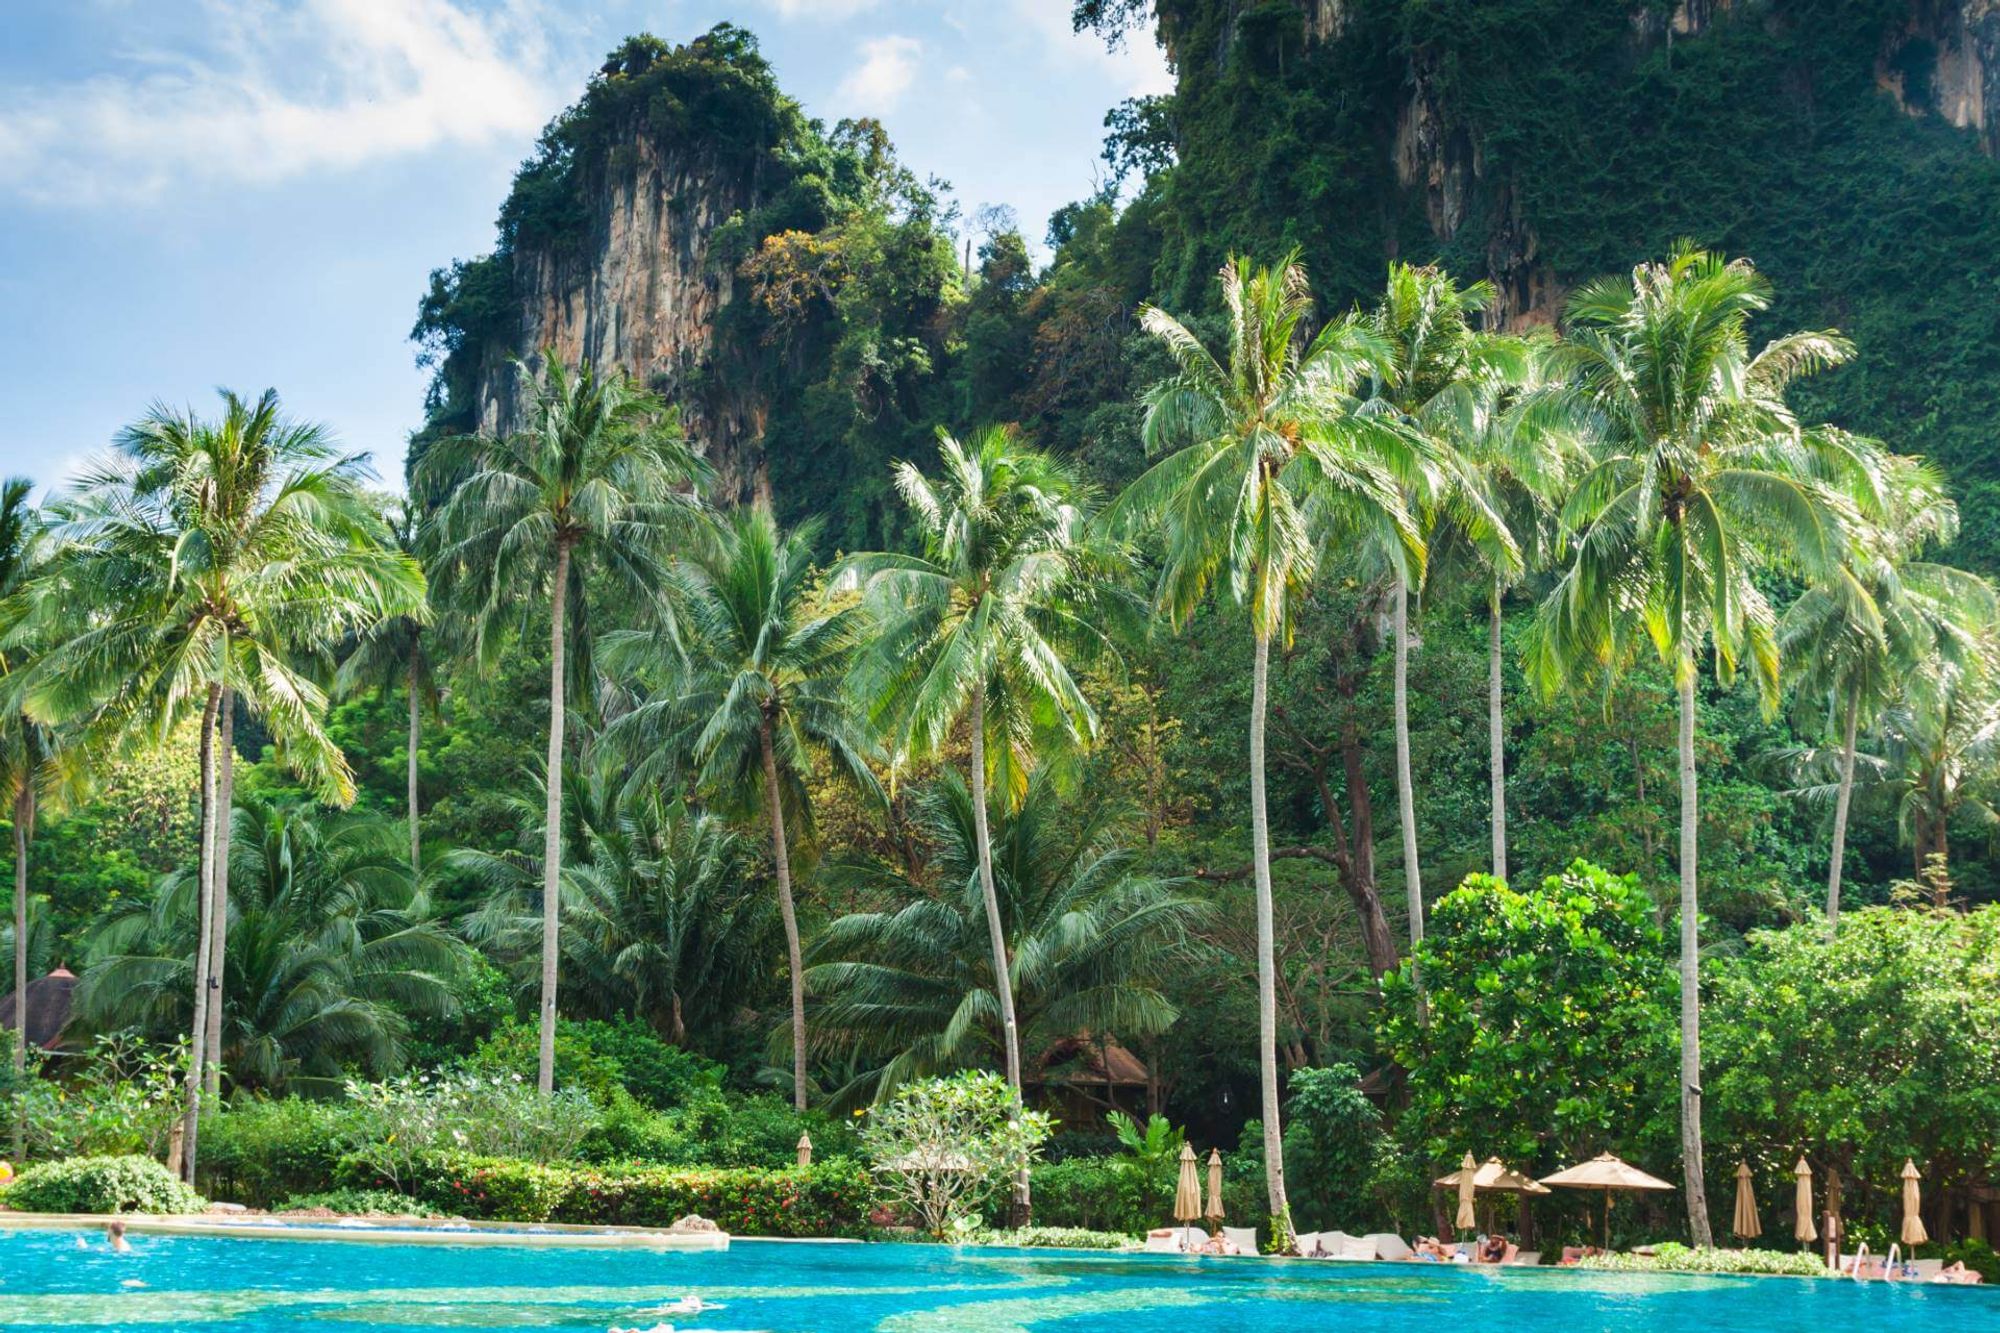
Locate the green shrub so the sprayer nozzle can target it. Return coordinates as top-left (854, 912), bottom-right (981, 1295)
top-left (4, 1155), bottom-right (205, 1215)
top-left (275, 1189), bottom-right (442, 1218)
top-left (976, 1225), bottom-right (1136, 1250)
top-left (466, 1019), bottom-right (722, 1111)
top-left (580, 1090), bottom-right (857, 1169)
top-left (338, 1151), bottom-right (871, 1236)
top-left (1029, 1157), bottom-right (1150, 1233)
top-left (201, 1098), bottom-right (360, 1206)
top-left (1580, 1243), bottom-right (1829, 1277)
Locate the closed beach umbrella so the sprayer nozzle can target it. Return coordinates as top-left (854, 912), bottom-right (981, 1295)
top-left (1540, 1153), bottom-right (1675, 1251)
top-left (1205, 1149), bottom-right (1225, 1226)
top-left (1456, 1151), bottom-right (1478, 1232)
top-left (1175, 1143), bottom-right (1202, 1225)
top-left (1793, 1159), bottom-right (1817, 1245)
top-left (1732, 1162), bottom-right (1761, 1241)
top-left (1901, 1160), bottom-right (1928, 1247)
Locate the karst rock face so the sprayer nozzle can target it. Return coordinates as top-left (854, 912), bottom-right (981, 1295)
top-left (1884, 0), bottom-right (2000, 151)
top-left (471, 130), bottom-right (767, 502)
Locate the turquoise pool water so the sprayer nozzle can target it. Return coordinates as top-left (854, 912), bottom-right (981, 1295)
top-left (5, 1228), bottom-right (1996, 1332)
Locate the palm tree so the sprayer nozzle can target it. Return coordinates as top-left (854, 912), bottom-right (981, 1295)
top-left (1364, 263), bottom-right (1520, 920)
top-left (846, 424), bottom-right (1124, 1220)
top-left (1778, 454), bottom-right (1994, 925)
top-left (0, 479), bottom-right (47, 1143)
top-left (83, 798), bottom-right (465, 1093)
top-left (33, 389), bottom-right (424, 1177)
top-left (420, 356), bottom-right (708, 1095)
top-left (335, 501), bottom-right (440, 875)
top-left (1108, 253), bottom-right (1421, 1241)
top-left (601, 505), bottom-right (879, 1109)
top-left (809, 770), bottom-right (1202, 1105)
top-left (458, 763), bottom-right (775, 1048)
top-left (1526, 244), bottom-right (1880, 1246)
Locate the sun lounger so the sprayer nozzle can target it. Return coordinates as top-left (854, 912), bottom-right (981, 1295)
top-left (1335, 1234), bottom-right (1378, 1260)
top-left (1506, 1251), bottom-right (1541, 1266)
top-left (1909, 1258), bottom-right (1944, 1280)
top-left (1292, 1231), bottom-right (1321, 1254)
top-left (1144, 1226), bottom-right (1205, 1253)
top-left (1223, 1226), bottom-right (1258, 1254)
top-left (1366, 1233), bottom-right (1414, 1261)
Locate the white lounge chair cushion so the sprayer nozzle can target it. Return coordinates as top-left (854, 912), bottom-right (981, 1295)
top-left (1142, 1231), bottom-right (1180, 1253)
top-left (1507, 1251), bottom-right (1541, 1266)
top-left (1337, 1235), bottom-right (1378, 1261)
top-left (1366, 1233), bottom-right (1413, 1261)
top-left (1223, 1226), bottom-right (1258, 1254)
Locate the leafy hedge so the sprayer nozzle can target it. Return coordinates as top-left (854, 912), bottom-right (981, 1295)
top-left (1027, 1158), bottom-right (1152, 1233)
top-left (1579, 1242), bottom-right (1830, 1277)
top-left (338, 1151), bottom-right (872, 1237)
top-left (975, 1225), bottom-right (1137, 1250)
top-left (3, 1155), bottom-right (205, 1215)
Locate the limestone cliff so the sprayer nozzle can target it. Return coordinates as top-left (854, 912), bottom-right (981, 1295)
top-left (1883, 0), bottom-right (2000, 151)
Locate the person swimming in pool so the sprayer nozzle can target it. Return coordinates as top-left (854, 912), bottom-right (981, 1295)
top-left (105, 1220), bottom-right (132, 1254)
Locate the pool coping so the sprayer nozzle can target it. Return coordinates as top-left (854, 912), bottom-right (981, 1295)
top-left (0, 1211), bottom-right (730, 1250)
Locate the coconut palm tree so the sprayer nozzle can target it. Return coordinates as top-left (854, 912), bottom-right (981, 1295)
top-left (1108, 253), bottom-right (1422, 1242)
top-left (600, 504), bottom-right (879, 1108)
top-left (1364, 263), bottom-right (1522, 913)
top-left (335, 501), bottom-right (440, 875)
top-left (846, 424), bottom-right (1125, 1220)
top-left (0, 479), bottom-right (47, 1136)
top-left (32, 389), bottom-right (424, 1176)
top-left (809, 769), bottom-right (1202, 1105)
top-left (419, 356), bottom-right (709, 1095)
top-left (1778, 454), bottom-right (1994, 925)
top-left (458, 762), bottom-right (775, 1048)
top-left (1525, 244), bottom-right (1881, 1246)
top-left (82, 798), bottom-right (465, 1093)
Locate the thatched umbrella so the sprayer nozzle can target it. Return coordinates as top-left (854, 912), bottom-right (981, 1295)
top-left (1204, 1149), bottom-right (1225, 1232)
top-left (1732, 1162), bottom-right (1761, 1241)
top-left (1794, 1159), bottom-right (1817, 1245)
top-left (1175, 1143), bottom-right (1202, 1244)
top-left (1540, 1153), bottom-right (1675, 1250)
top-left (1900, 1160), bottom-right (1929, 1247)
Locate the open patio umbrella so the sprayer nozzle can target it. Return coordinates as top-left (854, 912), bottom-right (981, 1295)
top-left (1175, 1143), bottom-right (1202, 1242)
top-left (1901, 1160), bottom-right (1929, 1247)
top-left (1793, 1159), bottom-right (1817, 1245)
top-left (1540, 1153), bottom-right (1675, 1251)
top-left (1732, 1162), bottom-right (1762, 1241)
top-left (1456, 1151), bottom-right (1478, 1232)
top-left (1205, 1149), bottom-right (1225, 1231)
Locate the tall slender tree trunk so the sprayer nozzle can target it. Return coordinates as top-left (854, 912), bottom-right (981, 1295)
top-left (760, 718), bottom-right (808, 1113)
top-left (407, 663), bottom-right (423, 876)
top-left (969, 681), bottom-right (1029, 1223)
top-left (1676, 667), bottom-right (1713, 1247)
top-left (1250, 629), bottom-right (1292, 1243)
top-left (1393, 576), bottom-right (1425, 1014)
top-left (204, 693), bottom-right (234, 1099)
top-left (12, 780), bottom-right (32, 1160)
top-left (1488, 578), bottom-right (1508, 882)
top-left (182, 683), bottom-right (222, 1184)
top-left (538, 543), bottom-right (572, 1096)
top-left (1825, 684), bottom-right (1860, 932)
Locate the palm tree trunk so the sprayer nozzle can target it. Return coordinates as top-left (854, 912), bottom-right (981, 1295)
top-left (760, 718), bottom-right (808, 1112)
top-left (1825, 684), bottom-right (1859, 932)
top-left (204, 692), bottom-right (234, 1099)
top-left (1393, 576), bottom-right (1424, 947)
top-left (1488, 578), bottom-right (1507, 882)
top-left (538, 543), bottom-right (572, 1097)
top-left (969, 679), bottom-right (1028, 1223)
top-left (12, 780), bottom-right (32, 1160)
top-left (182, 682), bottom-right (221, 1184)
top-left (1249, 628), bottom-right (1292, 1244)
top-left (1676, 667), bottom-right (1713, 1247)
top-left (407, 663), bottom-right (422, 877)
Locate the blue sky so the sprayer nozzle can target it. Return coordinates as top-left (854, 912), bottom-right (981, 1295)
top-left (0, 1), bottom-right (1169, 493)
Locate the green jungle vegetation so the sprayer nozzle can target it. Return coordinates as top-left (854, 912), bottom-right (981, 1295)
top-left (6, 5), bottom-right (2000, 1261)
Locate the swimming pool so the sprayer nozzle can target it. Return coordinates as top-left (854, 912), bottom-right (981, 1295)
top-left (6, 1227), bottom-right (1995, 1331)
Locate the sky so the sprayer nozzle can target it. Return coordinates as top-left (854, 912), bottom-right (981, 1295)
top-left (0, 0), bottom-right (1170, 493)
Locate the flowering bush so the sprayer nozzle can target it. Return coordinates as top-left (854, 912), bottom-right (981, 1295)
top-left (3, 1154), bottom-right (204, 1215)
top-left (972, 1225), bottom-right (1137, 1250)
top-left (1579, 1243), bottom-right (1830, 1277)
top-left (9, 1037), bottom-right (185, 1162)
top-left (339, 1071), bottom-right (600, 1190)
top-left (859, 1071), bottom-right (1053, 1238)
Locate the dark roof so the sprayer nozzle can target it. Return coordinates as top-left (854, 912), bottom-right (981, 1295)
top-left (1031, 1033), bottom-right (1151, 1087)
top-left (0, 968), bottom-right (77, 1050)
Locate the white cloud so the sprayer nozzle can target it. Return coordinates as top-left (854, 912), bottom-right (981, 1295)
top-left (1009, 0), bottom-right (1174, 98)
top-left (835, 35), bottom-right (923, 116)
top-left (765, 0), bottom-right (881, 18)
top-left (0, 0), bottom-right (560, 206)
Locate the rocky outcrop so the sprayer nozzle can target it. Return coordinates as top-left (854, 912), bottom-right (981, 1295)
top-left (473, 131), bottom-right (766, 501)
top-left (1883, 1), bottom-right (2000, 152)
